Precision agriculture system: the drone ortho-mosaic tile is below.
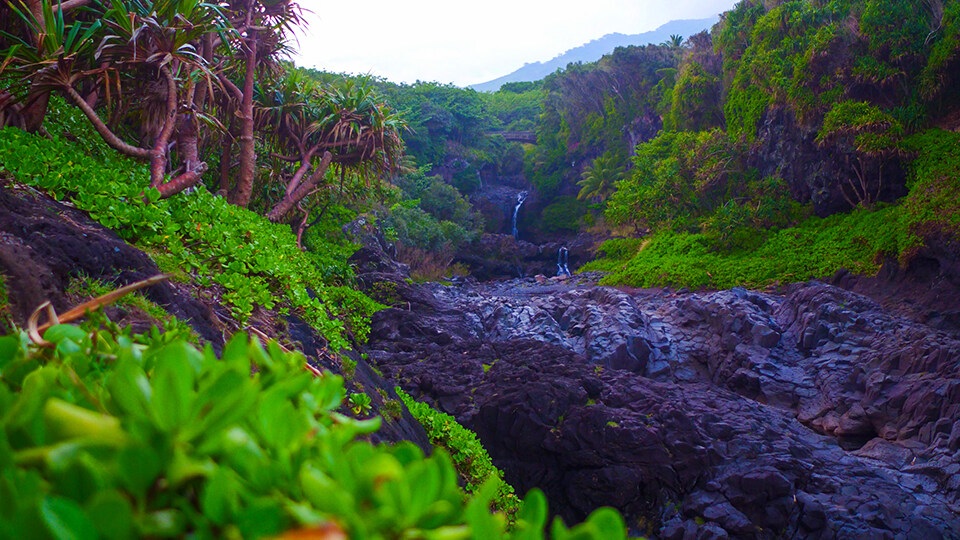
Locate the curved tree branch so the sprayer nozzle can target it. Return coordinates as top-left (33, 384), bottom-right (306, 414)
top-left (62, 85), bottom-right (150, 160)
top-left (156, 162), bottom-right (208, 198)
top-left (267, 150), bottom-right (332, 222)
top-left (150, 65), bottom-right (179, 187)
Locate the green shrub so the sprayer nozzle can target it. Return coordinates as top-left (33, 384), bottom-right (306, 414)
top-left (605, 129), bottom-right (748, 231)
top-left (0, 317), bottom-right (628, 539)
top-left (396, 388), bottom-right (521, 517)
top-left (899, 129), bottom-right (960, 248)
top-left (385, 205), bottom-right (475, 255)
top-left (540, 197), bottom-right (589, 234)
top-left (585, 205), bottom-right (902, 289)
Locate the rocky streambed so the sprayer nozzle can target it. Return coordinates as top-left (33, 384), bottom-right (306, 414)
top-left (359, 262), bottom-right (960, 538)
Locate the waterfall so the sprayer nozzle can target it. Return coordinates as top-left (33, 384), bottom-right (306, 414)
top-left (512, 191), bottom-right (528, 239)
top-left (557, 247), bottom-right (571, 277)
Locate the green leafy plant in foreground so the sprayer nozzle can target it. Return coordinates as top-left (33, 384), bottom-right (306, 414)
top-left (396, 388), bottom-right (521, 518)
top-left (0, 315), bottom-right (628, 539)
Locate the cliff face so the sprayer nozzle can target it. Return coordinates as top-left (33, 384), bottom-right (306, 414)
top-left (526, 0), bottom-right (960, 237)
top-left (749, 106), bottom-right (909, 217)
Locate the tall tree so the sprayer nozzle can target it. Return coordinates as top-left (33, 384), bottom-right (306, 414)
top-left (258, 75), bottom-right (404, 222)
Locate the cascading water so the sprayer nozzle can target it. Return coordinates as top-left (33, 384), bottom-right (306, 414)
top-left (512, 191), bottom-right (528, 239)
top-left (557, 246), bottom-right (571, 277)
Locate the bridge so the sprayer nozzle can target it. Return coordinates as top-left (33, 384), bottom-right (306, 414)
top-left (485, 131), bottom-right (537, 144)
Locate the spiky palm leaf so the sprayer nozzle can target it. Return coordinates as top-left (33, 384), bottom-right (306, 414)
top-left (577, 152), bottom-right (625, 203)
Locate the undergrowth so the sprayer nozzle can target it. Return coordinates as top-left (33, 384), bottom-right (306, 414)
top-left (396, 388), bottom-right (521, 518)
top-left (585, 205), bottom-right (901, 289)
top-left (0, 99), bottom-right (382, 350)
top-left (65, 274), bottom-right (199, 344)
top-left (586, 128), bottom-right (959, 290)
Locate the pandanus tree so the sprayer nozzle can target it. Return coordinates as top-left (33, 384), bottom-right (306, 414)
top-left (0, 0), bottom-right (233, 196)
top-left (258, 75), bottom-right (405, 222)
top-left (217, 0), bottom-right (302, 207)
top-left (0, 0), bottom-right (404, 221)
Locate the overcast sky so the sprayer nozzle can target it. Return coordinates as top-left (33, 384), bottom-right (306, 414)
top-left (292, 0), bottom-right (738, 87)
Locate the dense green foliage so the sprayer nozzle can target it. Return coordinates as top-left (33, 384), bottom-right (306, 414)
top-left (527, 46), bottom-right (677, 202)
top-left (0, 316), bottom-right (628, 539)
top-left (899, 130), bottom-right (960, 243)
top-left (573, 0), bottom-right (960, 288)
top-left (0, 0), bottom-right (402, 215)
top-left (297, 69), bottom-right (540, 260)
top-left (584, 205), bottom-right (900, 288)
top-left (300, 69), bottom-right (540, 191)
top-left (585, 128), bottom-right (959, 289)
top-left (0, 100), bottom-right (379, 349)
top-left (396, 389), bottom-right (519, 516)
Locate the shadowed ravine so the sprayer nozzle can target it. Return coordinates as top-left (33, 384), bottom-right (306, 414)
top-left (353, 239), bottom-right (960, 538)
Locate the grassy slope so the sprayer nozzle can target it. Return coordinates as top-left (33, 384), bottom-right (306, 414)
top-left (0, 99), bottom-right (381, 350)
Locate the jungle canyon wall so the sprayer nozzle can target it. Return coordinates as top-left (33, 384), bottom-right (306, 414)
top-left (525, 0), bottom-right (960, 255)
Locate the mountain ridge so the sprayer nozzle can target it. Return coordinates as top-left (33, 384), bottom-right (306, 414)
top-left (469, 16), bottom-right (720, 92)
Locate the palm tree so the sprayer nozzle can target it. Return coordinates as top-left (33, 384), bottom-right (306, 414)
top-left (661, 34), bottom-right (684, 48)
top-left (577, 152), bottom-right (624, 204)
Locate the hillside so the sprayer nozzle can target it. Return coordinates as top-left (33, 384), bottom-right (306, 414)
top-left (469, 17), bottom-right (719, 92)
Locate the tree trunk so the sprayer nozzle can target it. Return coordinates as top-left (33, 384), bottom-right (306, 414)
top-left (267, 151), bottom-right (333, 222)
top-left (150, 66), bottom-right (179, 187)
top-left (285, 146), bottom-right (317, 196)
top-left (218, 126), bottom-right (235, 196)
top-left (229, 28), bottom-right (258, 207)
top-left (19, 0), bottom-right (49, 132)
top-left (156, 164), bottom-right (208, 198)
top-left (20, 90), bottom-right (50, 133)
top-left (176, 74), bottom-right (200, 173)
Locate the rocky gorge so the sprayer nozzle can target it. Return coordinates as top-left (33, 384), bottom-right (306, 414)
top-left (355, 233), bottom-right (960, 538)
top-left (3, 180), bottom-right (960, 538)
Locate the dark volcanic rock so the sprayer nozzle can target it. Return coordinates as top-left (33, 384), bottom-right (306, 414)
top-left (365, 276), bottom-right (960, 538)
top-left (0, 182), bottom-right (221, 345)
top-left (454, 232), bottom-right (600, 281)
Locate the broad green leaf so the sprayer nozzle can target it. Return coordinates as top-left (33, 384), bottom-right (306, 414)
top-left (149, 346), bottom-right (195, 433)
top-left (116, 445), bottom-right (161, 499)
top-left (43, 399), bottom-right (126, 445)
top-left (40, 496), bottom-right (97, 540)
top-left (85, 490), bottom-right (134, 540)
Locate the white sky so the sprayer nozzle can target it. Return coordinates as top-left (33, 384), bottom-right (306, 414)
top-left (292, 0), bottom-right (738, 87)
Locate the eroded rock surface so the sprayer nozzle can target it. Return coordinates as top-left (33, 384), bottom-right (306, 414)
top-left (364, 275), bottom-right (960, 539)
